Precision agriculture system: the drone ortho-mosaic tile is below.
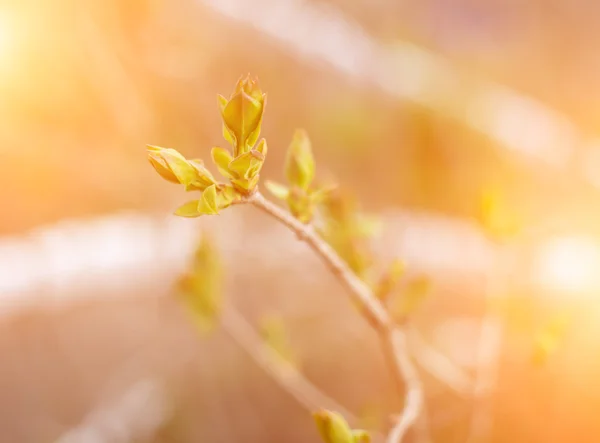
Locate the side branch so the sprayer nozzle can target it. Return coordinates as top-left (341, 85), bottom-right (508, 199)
top-left (247, 191), bottom-right (423, 443)
top-left (248, 192), bottom-right (390, 329)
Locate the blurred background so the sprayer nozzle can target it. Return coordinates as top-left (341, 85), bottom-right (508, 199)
top-left (2, 0), bottom-right (600, 442)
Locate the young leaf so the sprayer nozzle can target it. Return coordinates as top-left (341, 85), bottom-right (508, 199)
top-left (174, 200), bottom-right (201, 218)
top-left (313, 410), bottom-right (355, 443)
top-left (211, 147), bottom-right (234, 179)
top-left (220, 75), bottom-right (266, 156)
top-left (198, 185), bottom-right (219, 215)
top-left (265, 180), bottom-right (290, 200)
top-left (285, 129), bottom-right (315, 190)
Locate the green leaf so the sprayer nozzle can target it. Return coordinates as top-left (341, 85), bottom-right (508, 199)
top-left (285, 129), bottom-right (315, 190)
top-left (313, 410), bottom-right (354, 443)
top-left (174, 200), bottom-right (201, 217)
top-left (211, 147), bottom-right (234, 179)
top-left (198, 185), bottom-right (219, 215)
top-left (265, 180), bottom-right (290, 200)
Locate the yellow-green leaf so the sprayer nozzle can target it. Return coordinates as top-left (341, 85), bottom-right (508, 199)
top-left (265, 180), bottom-right (290, 200)
top-left (147, 145), bottom-right (197, 186)
top-left (216, 184), bottom-right (240, 209)
top-left (187, 159), bottom-right (219, 191)
top-left (211, 147), bottom-right (234, 179)
top-left (313, 410), bottom-right (354, 443)
top-left (147, 145), bottom-right (180, 184)
top-left (174, 200), bottom-right (202, 218)
top-left (229, 150), bottom-right (265, 179)
top-left (221, 91), bottom-right (264, 156)
top-left (198, 185), bottom-right (219, 215)
top-left (231, 174), bottom-right (260, 194)
top-left (285, 129), bottom-right (315, 190)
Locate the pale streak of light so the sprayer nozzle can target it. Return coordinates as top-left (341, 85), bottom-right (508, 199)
top-left (56, 379), bottom-right (169, 443)
top-left (409, 330), bottom-right (473, 396)
top-left (0, 210), bottom-right (495, 305)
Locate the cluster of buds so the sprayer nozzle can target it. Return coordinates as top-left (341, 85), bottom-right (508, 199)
top-left (318, 189), bottom-right (380, 278)
top-left (147, 74), bottom-right (268, 216)
top-left (265, 130), bottom-right (332, 223)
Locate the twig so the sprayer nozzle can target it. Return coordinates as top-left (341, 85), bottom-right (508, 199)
top-left (247, 192), bottom-right (423, 443)
top-left (221, 304), bottom-right (356, 420)
top-left (386, 330), bottom-right (424, 443)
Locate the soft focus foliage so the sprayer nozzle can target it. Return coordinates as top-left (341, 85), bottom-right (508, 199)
top-left (313, 409), bottom-right (370, 443)
top-left (176, 234), bottom-right (222, 333)
top-left (266, 130), bottom-right (333, 223)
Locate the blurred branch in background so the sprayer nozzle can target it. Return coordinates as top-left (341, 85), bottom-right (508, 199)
top-left (56, 379), bottom-right (169, 443)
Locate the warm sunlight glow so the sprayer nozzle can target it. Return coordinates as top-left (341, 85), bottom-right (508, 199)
top-left (0, 13), bottom-right (13, 63)
top-left (534, 236), bottom-right (600, 297)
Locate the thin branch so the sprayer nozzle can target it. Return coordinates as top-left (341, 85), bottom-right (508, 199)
top-left (386, 330), bottom-right (425, 443)
top-left (247, 191), bottom-right (423, 443)
top-left (247, 192), bottom-right (390, 330)
top-left (221, 304), bottom-right (356, 420)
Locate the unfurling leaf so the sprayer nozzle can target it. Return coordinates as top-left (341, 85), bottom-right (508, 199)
top-left (147, 146), bottom-right (218, 191)
top-left (177, 235), bottom-right (222, 333)
top-left (285, 129), bottom-right (315, 190)
top-left (211, 147), bottom-right (234, 179)
top-left (219, 74), bottom-right (266, 156)
top-left (196, 185), bottom-right (219, 215)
